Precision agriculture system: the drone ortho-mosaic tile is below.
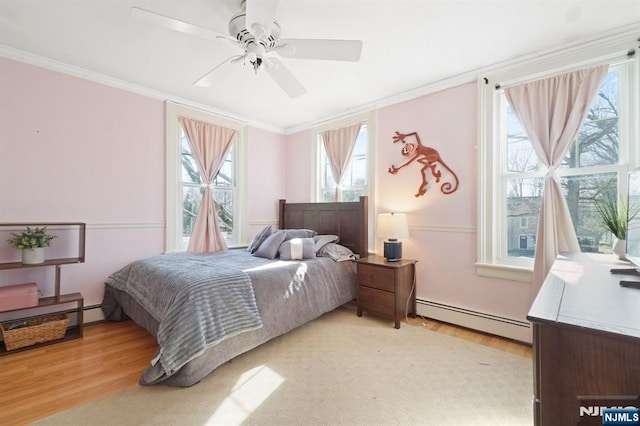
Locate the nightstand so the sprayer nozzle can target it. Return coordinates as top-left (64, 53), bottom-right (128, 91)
top-left (354, 255), bottom-right (417, 329)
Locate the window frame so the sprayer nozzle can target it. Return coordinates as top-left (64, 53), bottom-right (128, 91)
top-left (477, 34), bottom-right (639, 282)
top-left (165, 102), bottom-right (247, 252)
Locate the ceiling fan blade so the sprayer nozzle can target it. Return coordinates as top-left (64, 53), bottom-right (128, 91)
top-left (264, 58), bottom-right (307, 98)
top-left (194, 55), bottom-right (244, 87)
top-left (131, 7), bottom-right (230, 42)
top-left (275, 39), bottom-right (363, 62)
top-left (245, 0), bottom-right (279, 38)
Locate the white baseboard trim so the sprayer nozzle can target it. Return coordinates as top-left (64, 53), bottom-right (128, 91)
top-left (417, 299), bottom-right (532, 344)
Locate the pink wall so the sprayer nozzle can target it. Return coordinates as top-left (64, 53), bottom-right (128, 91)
top-left (246, 127), bottom-right (287, 235)
top-left (284, 130), bottom-right (313, 202)
top-left (0, 58), bottom-right (165, 224)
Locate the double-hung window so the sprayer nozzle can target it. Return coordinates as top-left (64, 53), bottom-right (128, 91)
top-left (478, 37), bottom-right (638, 281)
top-left (166, 102), bottom-right (247, 252)
top-left (314, 113), bottom-right (374, 203)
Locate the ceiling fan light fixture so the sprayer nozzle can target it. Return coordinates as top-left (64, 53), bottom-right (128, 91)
top-left (132, 0), bottom-right (363, 99)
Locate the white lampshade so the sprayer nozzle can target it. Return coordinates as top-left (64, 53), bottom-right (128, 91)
top-left (376, 213), bottom-right (409, 241)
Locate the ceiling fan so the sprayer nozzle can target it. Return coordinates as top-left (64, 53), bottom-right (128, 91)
top-left (131, 0), bottom-right (363, 98)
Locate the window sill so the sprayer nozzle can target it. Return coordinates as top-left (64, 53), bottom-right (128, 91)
top-left (475, 262), bottom-right (533, 283)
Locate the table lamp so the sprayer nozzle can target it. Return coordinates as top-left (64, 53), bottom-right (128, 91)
top-left (376, 213), bottom-right (409, 261)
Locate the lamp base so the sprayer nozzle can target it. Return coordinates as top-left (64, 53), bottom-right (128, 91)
top-left (383, 240), bottom-right (402, 262)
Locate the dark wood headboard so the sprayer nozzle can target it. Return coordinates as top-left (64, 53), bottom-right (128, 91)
top-left (278, 196), bottom-right (369, 257)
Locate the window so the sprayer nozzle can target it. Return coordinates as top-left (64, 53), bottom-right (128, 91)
top-left (166, 102), bottom-right (247, 252)
top-left (313, 112), bottom-right (374, 203)
top-left (180, 130), bottom-right (235, 244)
top-left (319, 123), bottom-right (369, 202)
top-left (478, 37), bottom-right (638, 281)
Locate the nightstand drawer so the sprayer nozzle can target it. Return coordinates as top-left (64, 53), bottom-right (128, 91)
top-left (358, 286), bottom-right (394, 316)
top-left (357, 263), bottom-right (394, 292)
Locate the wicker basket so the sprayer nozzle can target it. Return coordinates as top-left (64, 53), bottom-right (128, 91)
top-left (1, 313), bottom-right (69, 351)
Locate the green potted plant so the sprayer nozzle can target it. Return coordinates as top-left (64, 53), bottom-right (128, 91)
top-left (7, 226), bottom-right (56, 264)
top-left (594, 193), bottom-right (640, 259)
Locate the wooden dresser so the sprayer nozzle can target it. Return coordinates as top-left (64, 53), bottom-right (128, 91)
top-left (354, 255), bottom-right (416, 329)
top-left (527, 253), bottom-right (640, 426)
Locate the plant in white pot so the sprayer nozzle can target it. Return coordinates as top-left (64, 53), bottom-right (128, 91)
top-left (7, 226), bottom-right (56, 264)
top-left (594, 193), bottom-right (640, 259)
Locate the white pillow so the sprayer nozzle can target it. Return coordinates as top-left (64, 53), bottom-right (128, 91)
top-left (279, 238), bottom-right (316, 260)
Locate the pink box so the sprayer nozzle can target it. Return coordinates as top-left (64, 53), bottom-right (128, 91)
top-left (0, 283), bottom-right (39, 312)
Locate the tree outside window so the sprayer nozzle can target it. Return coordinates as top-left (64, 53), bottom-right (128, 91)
top-left (504, 70), bottom-right (622, 258)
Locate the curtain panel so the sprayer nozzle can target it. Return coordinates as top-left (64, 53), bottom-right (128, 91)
top-left (179, 117), bottom-right (237, 253)
top-left (321, 123), bottom-right (362, 201)
top-left (504, 65), bottom-right (609, 297)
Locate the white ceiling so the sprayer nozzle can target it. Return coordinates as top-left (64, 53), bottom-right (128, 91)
top-left (2, 0), bottom-right (640, 132)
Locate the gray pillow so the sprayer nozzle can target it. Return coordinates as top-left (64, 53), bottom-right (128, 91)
top-left (254, 230), bottom-right (286, 259)
top-left (247, 225), bottom-right (272, 253)
top-left (313, 234), bottom-right (339, 253)
top-left (283, 229), bottom-right (317, 241)
top-left (279, 238), bottom-right (316, 260)
top-left (317, 243), bottom-right (355, 262)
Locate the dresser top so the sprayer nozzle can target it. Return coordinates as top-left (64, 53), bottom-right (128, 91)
top-left (527, 253), bottom-right (640, 340)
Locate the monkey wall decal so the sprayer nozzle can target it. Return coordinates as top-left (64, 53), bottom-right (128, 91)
top-left (388, 131), bottom-right (459, 197)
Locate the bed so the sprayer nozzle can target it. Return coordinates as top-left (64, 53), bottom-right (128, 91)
top-left (101, 197), bottom-right (369, 386)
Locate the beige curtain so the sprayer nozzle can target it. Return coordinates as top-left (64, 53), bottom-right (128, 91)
top-left (321, 123), bottom-right (362, 201)
top-left (505, 65), bottom-right (608, 296)
top-left (180, 117), bottom-right (237, 253)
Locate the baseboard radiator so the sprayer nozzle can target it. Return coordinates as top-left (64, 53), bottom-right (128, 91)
top-left (417, 299), bottom-right (532, 344)
top-left (83, 304), bottom-right (106, 324)
top-left (63, 304), bottom-right (105, 327)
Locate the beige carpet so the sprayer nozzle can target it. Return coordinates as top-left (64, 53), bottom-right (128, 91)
top-left (33, 305), bottom-right (533, 426)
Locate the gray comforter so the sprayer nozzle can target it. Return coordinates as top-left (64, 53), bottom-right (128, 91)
top-left (104, 253), bottom-right (262, 376)
top-left (103, 249), bottom-right (357, 386)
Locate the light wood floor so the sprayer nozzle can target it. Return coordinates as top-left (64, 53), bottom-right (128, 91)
top-left (0, 313), bottom-right (532, 425)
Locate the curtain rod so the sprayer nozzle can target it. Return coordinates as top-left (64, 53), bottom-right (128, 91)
top-left (489, 48), bottom-right (636, 91)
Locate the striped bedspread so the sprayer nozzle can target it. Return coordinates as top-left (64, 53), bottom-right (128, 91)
top-left (104, 253), bottom-right (263, 375)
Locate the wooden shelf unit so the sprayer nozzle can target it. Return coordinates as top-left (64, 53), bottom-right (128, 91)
top-left (0, 222), bottom-right (86, 354)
